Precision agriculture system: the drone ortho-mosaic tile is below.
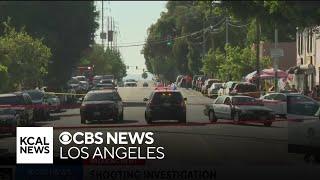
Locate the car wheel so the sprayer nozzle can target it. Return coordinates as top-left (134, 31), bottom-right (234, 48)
top-left (279, 114), bottom-right (286, 119)
top-left (81, 116), bottom-right (86, 124)
top-left (179, 114), bottom-right (186, 124)
top-left (209, 110), bottom-right (217, 122)
top-left (264, 121), bottom-right (272, 127)
top-left (145, 112), bottom-right (152, 124)
top-left (233, 112), bottom-right (241, 124)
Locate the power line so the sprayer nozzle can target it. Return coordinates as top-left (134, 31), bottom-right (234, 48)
top-left (114, 17), bottom-right (226, 48)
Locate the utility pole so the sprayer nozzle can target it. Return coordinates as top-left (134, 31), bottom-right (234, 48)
top-left (225, 17), bottom-right (229, 45)
top-left (256, 18), bottom-right (261, 91)
top-left (101, 1), bottom-right (104, 49)
top-left (274, 28), bottom-right (279, 92)
top-left (203, 17), bottom-right (206, 61)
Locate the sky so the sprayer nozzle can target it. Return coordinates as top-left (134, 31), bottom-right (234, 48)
top-left (94, 1), bottom-right (167, 77)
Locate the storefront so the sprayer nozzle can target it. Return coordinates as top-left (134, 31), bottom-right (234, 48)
top-left (288, 64), bottom-right (316, 92)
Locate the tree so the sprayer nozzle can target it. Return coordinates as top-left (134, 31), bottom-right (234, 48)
top-left (0, 19), bottom-right (51, 92)
top-left (79, 45), bottom-right (127, 81)
top-left (0, 1), bottom-right (98, 88)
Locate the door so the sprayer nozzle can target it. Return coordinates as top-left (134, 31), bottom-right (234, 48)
top-left (262, 94), bottom-right (284, 115)
top-left (213, 96), bottom-right (225, 118)
top-left (221, 97), bottom-right (232, 119)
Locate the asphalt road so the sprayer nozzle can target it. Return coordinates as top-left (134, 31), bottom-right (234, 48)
top-left (0, 82), bottom-right (313, 167)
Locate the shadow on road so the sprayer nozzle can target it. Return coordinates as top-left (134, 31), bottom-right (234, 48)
top-left (86, 119), bottom-right (139, 124)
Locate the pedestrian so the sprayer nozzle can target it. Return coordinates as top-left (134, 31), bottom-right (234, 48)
top-left (170, 81), bottom-right (177, 90)
top-left (311, 87), bottom-right (317, 99)
top-left (291, 85), bottom-right (298, 93)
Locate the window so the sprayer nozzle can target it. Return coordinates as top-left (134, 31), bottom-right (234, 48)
top-left (215, 96), bottom-right (225, 104)
top-left (224, 97), bottom-right (231, 105)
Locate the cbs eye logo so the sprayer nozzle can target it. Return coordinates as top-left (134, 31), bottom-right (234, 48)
top-left (59, 132), bottom-right (72, 145)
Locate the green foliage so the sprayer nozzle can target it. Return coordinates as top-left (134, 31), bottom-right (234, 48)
top-left (0, 19), bottom-right (51, 92)
top-left (0, 1), bottom-right (99, 88)
top-left (79, 45), bottom-right (126, 81)
top-left (143, 1), bottom-right (320, 81)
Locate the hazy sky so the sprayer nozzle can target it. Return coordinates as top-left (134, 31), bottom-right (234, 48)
top-left (94, 1), bottom-right (167, 75)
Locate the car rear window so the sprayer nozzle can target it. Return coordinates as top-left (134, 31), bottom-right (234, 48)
top-left (287, 96), bottom-right (319, 116)
top-left (84, 92), bottom-right (117, 101)
top-left (0, 96), bottom-right (24, 105)
top-left (235, 84), bottom-right (257, 92)
top-left (232, 97), bottom-right (257, 105)
top-left (151, 92), bottom-right (183, 105)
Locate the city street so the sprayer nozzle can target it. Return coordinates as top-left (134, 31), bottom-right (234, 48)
top-left (0, 82), bottom-right (307, 166)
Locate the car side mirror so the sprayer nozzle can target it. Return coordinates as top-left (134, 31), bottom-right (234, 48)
top-left (143, 98), bottom-right (148, 102)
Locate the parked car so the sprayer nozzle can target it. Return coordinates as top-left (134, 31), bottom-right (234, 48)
top-left (144, 89), bottom-right (187, 124)
top-left (0, 92), bottom-right (34, 126)
top-left (208, 83), bottom-right (223, 98)
top-left (92, 75), bottom-right (103, 86)
top-left (0, 108), bottom-right (21, 136)
top-left (92, 83), bottom-right (116, 90)
top-left (218, 81), bottom-right (239, 96)
top-left (201, 79), bottom-right (221, 95)
top-left (67, 78), bottom-right (81, 92)
top-left (143, 82), bottom-right (149, 87)
top-left (80, 89), bottom-right (123, 124)
top-left (204, 95), bottom-right (275, 126)
top-left (43, 92), bottom-right (61, 113)
top-left (24, 90), bottom-right (50, 121)
top-left (288, 107), bottom-right (320, 162)
top-left (73, 76), bottom-right (89, 91)
top-left (260, 92), bottom-right (319, 119)
top-left (230, 82), bottom-right (260, 98)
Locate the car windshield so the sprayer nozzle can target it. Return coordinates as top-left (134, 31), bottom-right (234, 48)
top-left (212, 84), bottom-right (222, 89)
top-left (151, 92), bottom-right (183, 105)
top-left (84, 92), bottom-right (116, 101)
top-left (26, 91), bottom-right (44, 100)
top-left (287, 96), bottom-right (319, 116)
top-left (0, 96), bottom-right (24, 105)
top-left (235, 84), bottom-right (257, 92)
top-left (232, 97), bottom-right (258, 105)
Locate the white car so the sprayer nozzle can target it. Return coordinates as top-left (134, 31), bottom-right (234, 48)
top-left (288, 108), bottom-right (320, 162)
top-left (218, 81), bottom-right (239, 96)
top-left (260, 92), bottom-right (319, 120)
top-left (207, 83), bottom-right (223, 98)
top-left (73, 76), bottom-right (89, 91)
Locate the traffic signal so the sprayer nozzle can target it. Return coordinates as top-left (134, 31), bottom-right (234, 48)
top-left (166, 35), bottom-right (173, 47)
top-left (136, 66), bottom-right (138, 70)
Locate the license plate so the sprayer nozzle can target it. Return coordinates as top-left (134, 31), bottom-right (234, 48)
top-left (94, 112), bottom-right (101, 116)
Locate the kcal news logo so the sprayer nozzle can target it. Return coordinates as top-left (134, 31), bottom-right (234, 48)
top-left (16, 127), bottom-right (53, 164)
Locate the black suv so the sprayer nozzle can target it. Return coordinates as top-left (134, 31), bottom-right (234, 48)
top-left (144, 89), bottom-right (187, 124)
top-left (80, 89), bottom-right (124, 124)
top-left (0, 92), bottom-right (34, 126)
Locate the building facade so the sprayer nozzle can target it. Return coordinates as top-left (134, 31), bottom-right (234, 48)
top-left (290, 26), bottom-right (319, 91)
